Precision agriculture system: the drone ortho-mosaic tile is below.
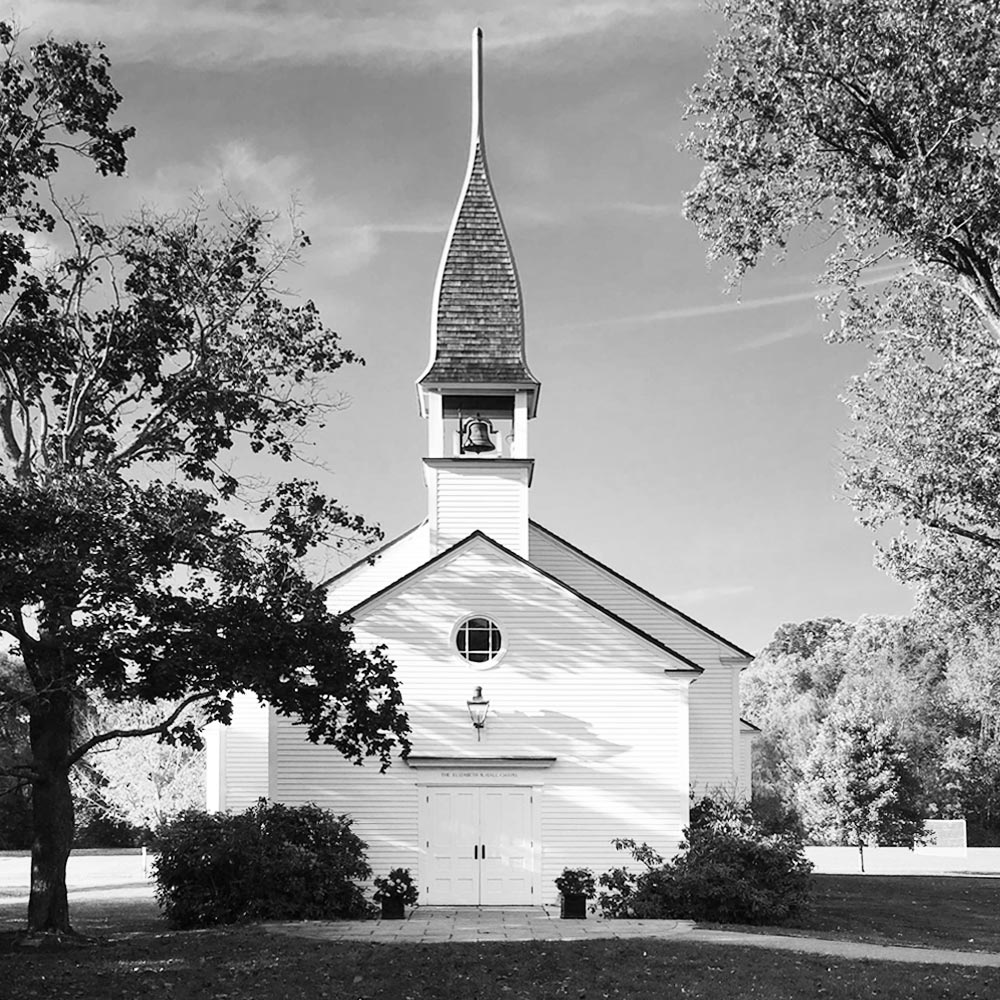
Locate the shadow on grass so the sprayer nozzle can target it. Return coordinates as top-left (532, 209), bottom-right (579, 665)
top-left (2, 926), bottom-right (999, 1000)
top-left (0, 896), bottom-right (166, 937)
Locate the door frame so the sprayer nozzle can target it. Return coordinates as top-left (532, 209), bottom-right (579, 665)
top-left (417, 782), bottom-right (543, 905)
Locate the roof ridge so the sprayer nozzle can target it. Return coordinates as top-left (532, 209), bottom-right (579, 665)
top-left (529, 520), bottom-right (753, 660)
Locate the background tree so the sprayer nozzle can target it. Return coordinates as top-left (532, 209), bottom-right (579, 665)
top-left (71, 697), bottom-right (205, 836)
top-left (805, 699), bottom-right (926, 871)
top-left (684, 0), bottom-right (1000, 619)
top-left (0, 26), bottom-right (409, 936)
top-left (743, 613), bottom-right (1000, 844)
top-left (685, 0), bottom-right (1000, 329)
top-left (0, 652), bottom-right (32, 848)
top-left (841, 282), bottom-right (1000, 623)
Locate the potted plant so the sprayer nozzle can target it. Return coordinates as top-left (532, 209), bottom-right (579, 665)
top-left (372, 867), bottom-right (419, 920)
top-left (554, 867), bottom-right (595, 919)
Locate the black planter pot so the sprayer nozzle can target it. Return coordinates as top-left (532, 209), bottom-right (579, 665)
top-left (380, 898), bottom-right (405, 920)
top-left (560, 893), bottom-right (587, 919)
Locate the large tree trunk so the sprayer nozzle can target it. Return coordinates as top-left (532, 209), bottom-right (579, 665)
top-left (27, 691), bottom-right (76, 934)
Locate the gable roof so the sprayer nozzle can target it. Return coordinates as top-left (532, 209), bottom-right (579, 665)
top-left (343, 529), bottom-right (703, 674)
top-left (529, 520), bottom-right (753, 661)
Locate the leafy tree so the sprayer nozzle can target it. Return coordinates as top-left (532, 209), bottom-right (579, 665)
top-left (684, 0), bottom-right (1000, 618)
top-left (72, 698), bottom-right (205, 834)
top-left (0, 27), bottom-right (409, 935)
top-left (841, 284), bottom-right (1000, 623)
top-left (744, 615), bottom-right (967, 842)
top-left (805, 701), bottom-right (927, 871)
top-left (685, 0), bottom-right (1000, 330)
top-left (762, 618), bottom-right (846, 661)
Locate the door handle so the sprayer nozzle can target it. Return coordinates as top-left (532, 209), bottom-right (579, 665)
top-left (482, 844), bottom-right (487, 859)
top-left (474, 845), bottom-right (478, 859)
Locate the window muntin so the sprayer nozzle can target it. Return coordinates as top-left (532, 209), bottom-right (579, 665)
top-left (456, 616), bottom-right (503, 663)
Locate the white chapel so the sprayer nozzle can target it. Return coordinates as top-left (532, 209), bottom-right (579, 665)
top-left (208, 29), bottom-right (755, 907)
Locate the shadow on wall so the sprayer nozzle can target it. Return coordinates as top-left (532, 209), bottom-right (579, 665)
top-left (405, 702), bottom-right (633, 762)
top-left (358, 549), bottom-right (684, 680)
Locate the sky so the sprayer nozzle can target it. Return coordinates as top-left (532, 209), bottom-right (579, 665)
top-left (11, 0), bottom-right (917, 653)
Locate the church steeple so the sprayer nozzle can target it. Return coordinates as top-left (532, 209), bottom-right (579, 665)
top-left (419, 28), bottom-right (538, 558)
top-left (418, 26), bottom-right (540, 415)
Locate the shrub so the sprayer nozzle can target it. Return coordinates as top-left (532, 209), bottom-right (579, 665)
top-left (749, 787), bottom-right (806, 839)
top-left (74, 809), bottom-right (144, 848)
top-left (372, 868), bottom-right (419, 906)
top-left (672, 804), bottom-right (813, 924)
top-left (152, 799), bottom-right (371, 928)
top-left (554, 867), bottom-right (596, 897)
top-left (597, 794), bottom-right (813, 924)
top-left (597, 840), bottom-right (680, 919)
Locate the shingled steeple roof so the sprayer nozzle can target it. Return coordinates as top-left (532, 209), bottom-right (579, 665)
top-left (418, 28), bottom-right (540, 413)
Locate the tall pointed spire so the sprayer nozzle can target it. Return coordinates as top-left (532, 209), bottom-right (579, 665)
top-left (471, 25), bottom-right (484, 149)
top-left (418, 27), bottom-right (539, 415)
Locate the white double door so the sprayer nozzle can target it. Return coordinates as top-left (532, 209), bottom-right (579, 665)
top-left (420, 786), bottom-right (536, 905)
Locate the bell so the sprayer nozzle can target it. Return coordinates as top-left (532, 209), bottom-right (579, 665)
top-left (461, 415), bottom-right (496, 454)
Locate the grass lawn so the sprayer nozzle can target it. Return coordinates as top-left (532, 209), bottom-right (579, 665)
top-left (706, 875), bottom-right (1000, 952)
top-left (2, 874), bottom-right (1000, 998)
top-left (2, 919), bottom-right (1000, 1000)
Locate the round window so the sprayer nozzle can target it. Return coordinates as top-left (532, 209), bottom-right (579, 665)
top-left (456, 616), bottom-right (503, 663)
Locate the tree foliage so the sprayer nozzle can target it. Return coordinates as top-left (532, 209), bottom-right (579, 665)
top-left (0, 22), bottom-right (132, 297)
top-left (0, 23), bottom-right (409, 934)
top-left (805, 699), bottom-right (926, 870)
top-left (685, 0), bottom-right (1000, 332)
top-left (841, 283), bottom-right (1000, 622)
top-left (744, 614), bottom-right (1000, 845)
top-left (71, 697), bottom-right (205, 835)
top-left (685, 0), bottom-right (1000, 619)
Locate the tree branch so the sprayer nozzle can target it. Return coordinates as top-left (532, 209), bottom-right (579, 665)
top-left (924, 515), bottom-right (1000, 550)
top-left (66, 690), bottom-right (212, 767)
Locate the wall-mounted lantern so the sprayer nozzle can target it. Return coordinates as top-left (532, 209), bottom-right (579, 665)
top-left (467, 686), bottom-right (490, 740)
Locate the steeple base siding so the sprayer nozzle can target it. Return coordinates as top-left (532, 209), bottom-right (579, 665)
top-left (424, 458), bottom-right (532, 556)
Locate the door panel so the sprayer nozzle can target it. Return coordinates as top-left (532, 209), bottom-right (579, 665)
top-left (423, 787), bottom-right (479, 904)
top-left (421, 786), bottom-right (535, 904)
top-left (480, 787), bottom-right (533, 904)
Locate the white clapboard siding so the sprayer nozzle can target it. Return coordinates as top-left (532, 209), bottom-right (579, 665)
top-left (528, 522), bottom-right (746, 792)
top-left (429, 464), bottom-right (528, 556)
top-left (738, 723), bottom-right (758, 799)
top-left (325, 522), bottom-right (430, 615)
top-left (272, 537), bottom-right (692, 904)
top-left (218, 692), bottom-right (270, 811)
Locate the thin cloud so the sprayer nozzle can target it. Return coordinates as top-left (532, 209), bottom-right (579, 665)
top-left (339, 221), bottom-right (446, 237)
top-left (606, 201), bottom-right (682, 218)
top-left (731, 318), bottom-right (818, 353)
top-left (562, 267), bottom-right (908, 331)
top-left (131, 141), bottom-right (383, 276)
top-left (15, 1), bottom-right (704, 69)
top-left (665, 584), bottom-right (753, 605)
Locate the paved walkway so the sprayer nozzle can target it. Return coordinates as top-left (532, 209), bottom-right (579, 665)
top-left (266, 906), bottom-right (1000, 968)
